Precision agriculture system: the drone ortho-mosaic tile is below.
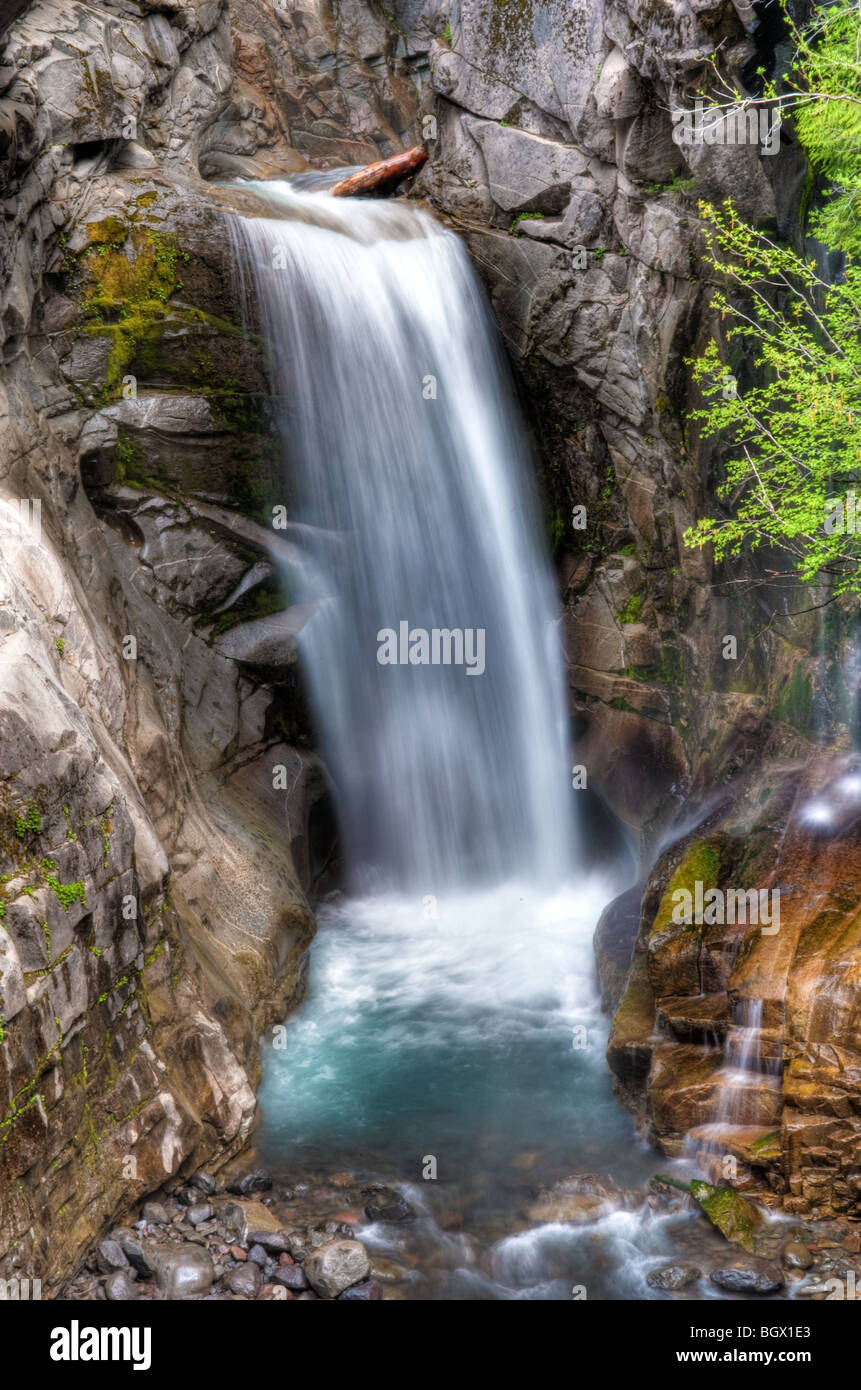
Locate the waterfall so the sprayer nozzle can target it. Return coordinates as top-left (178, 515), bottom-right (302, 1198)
top-left (228, 182), bottom-right (574, 890)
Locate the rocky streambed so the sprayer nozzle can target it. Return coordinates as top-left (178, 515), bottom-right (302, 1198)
top-left (64, 1159), bottom-right (861, 1303)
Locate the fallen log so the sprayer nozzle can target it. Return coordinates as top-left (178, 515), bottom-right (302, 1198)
top-left (331, 145), bottom-right (428, 198)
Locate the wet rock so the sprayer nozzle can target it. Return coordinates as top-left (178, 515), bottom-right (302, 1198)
top-left (782, 1241), bottom-right (814, 1270)
top-left (338, 1280), bottom-right (382, 1301)
top-left (690, 1181), bottom-right (764, 1253)
top-left (104, 1271), bottom-right (137, 1301)
top-left (142, 1202), bottom-right (170, 1227)
top-left (190, 1171), bottom-right (217, 1196)
top-left (217, 1199), bottom-right (282, 1244)
top-left (227, 1169), bottom-right (272, 1196)
top-left (710, 1260), bottom-right (785, 1294)
top-left (114, 1231), bottom-right (155, 1278)
top-left (224, 1262), bottom-right (262, 1297)
top-left (247, 1243), bottom-right (268, 1267)
top-left (272, 1263), bottom-right (308, 1292)
top-left (527, 1192), bottom-right (612, 1225)
top-left (96, 1240), bottom-right (129, 1275)
top-left (152, 1246), bottom-right (215, 1300)
top-left (646, 1264), bottom-right (701, 1291)
top-left (362, 1186), bottom-right (413, 1222)
top-left (187, 1204), bottom-right (213, 1226)
top-left (304, 1239), bottom-right (370, 1299)
top-left (246, 1229), bottom-right (293, 1254)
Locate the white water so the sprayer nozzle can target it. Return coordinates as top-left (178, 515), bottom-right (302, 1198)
top-left (229, 184), bottom-right (573, 890)
top-left (224, 182), bottom-right (751, 1299)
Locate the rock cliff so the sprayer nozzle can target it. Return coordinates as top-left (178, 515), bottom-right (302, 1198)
top-left (1, 0), bottom-right (858, 1286)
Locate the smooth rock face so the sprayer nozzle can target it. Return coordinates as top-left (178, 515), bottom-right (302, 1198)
top-left (304, 1240), bottom-right (371, 1299)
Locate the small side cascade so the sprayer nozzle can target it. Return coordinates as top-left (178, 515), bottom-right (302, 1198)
top-left (688, 997), bottom-right (785, 1192)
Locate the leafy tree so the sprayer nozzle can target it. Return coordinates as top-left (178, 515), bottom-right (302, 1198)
top-left (684, 1), bottom-right (861, 593)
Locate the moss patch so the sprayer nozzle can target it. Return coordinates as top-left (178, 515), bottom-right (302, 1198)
top-left (689, 1180), bottom-right (763, 1251)
top-left (650, 840), bottom-right (722, 939)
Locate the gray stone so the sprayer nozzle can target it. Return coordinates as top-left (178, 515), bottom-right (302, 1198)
top-left (710, 1262), bottom-right (785, 1295)
top-left (104, 1270), bottom-right (138, 1301)
top-left (224, 1260), bottom-right (262, 1297)
top-left (646, 1264), bottom-right (701, 1291)
top-left (152, 1245), bottom-right (215, 1300)
top-left (304, 1240), bottom-right (370, 1299)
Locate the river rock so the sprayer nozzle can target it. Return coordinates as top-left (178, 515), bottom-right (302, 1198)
top-left (141, 1203), bottom-right (170, 1228)
top-left (530, 1193), bottom-right (612, 1225)
top-left (646, 1264), bottom-right (701, 1291)
top-left (217, 1199), bottom-right (283, 1243)
top-left (152, 1246), bottom-right (215, 1300)
top-left (96, 1240), bottom-right (129, 1275)
top-left (782, 1241), bottom-right (814, 1270)
top-left (224, 1261), bottom-right (263, 1297)
top-left (690, 1181), bottom-right (764, 1252)
top-left (187, 1204), bottom-right (213, 1226)
top-left (104, 1270), bottom-right (138, 1302)
top-left (338, 1280), bottom-right (382, 1301)
top-left (227, 1169), bottom-right (272, 1196)
top-left (304, 1240), bottom-right (370, 1299)
top-left (710, 1261), bottom-right (785, 1295)
top-left (272, 1263), bottom-right (308, 1291)
top-left (362, 1187), bottom-right (413, 1222)
top-left (190, 1172), bottom-right (217, 1197)
top-left (113, 1230), bottom-right (155, 1278)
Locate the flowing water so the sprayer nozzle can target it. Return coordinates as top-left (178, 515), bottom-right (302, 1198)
top-left (230, 182), bottom-right (571, 890)
top-left (228, 183), bottom-right (786, 1299)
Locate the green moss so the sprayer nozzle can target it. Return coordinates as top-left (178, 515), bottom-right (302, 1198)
top-left (75, 223), bottom-right (189, 402)
top-left (771, 664), bottom-right (814, 736)
top-left (204, 578), bottom-right (289, 639)
top-left (689, 1180), bottom-right (763, 1251)
top-left (619, 592), bottom-right (644, 624)
top-left (650, 840), bottom-right (722, 939)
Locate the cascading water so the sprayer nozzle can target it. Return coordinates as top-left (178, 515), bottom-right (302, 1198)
top-left (223, 181), bottom-right (770, 1299)
top-left (229, 183), bottom-right (572, 891)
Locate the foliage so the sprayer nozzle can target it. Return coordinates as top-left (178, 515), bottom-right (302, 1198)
top-left (684, 2), bottom-right (861, 591)
top-left (684, 202), bottom-right (861, 595)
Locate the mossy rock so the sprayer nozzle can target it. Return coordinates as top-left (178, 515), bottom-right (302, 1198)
top-left (650, 840), bottom-right (722, 941)
top-left (689, 1179), bottom-right (764, 1251)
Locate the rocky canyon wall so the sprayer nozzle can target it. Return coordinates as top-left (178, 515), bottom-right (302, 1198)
top-left (1, 0), bottom-right (858, 1289)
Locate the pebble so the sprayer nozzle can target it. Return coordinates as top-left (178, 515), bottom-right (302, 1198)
top-left (187, 1204), bottom-right (213, 1227)
top-left (247, 1243), bottom-right (268, 1267)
